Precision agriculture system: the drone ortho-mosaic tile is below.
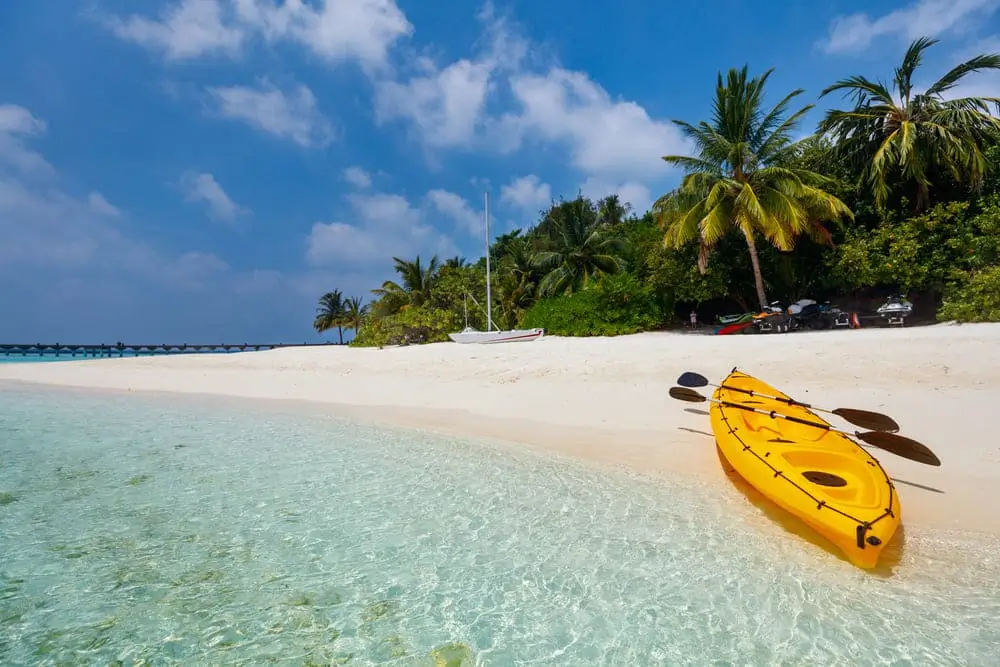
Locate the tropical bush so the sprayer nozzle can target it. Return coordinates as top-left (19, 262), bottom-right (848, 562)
top-left (938, 266), bottom-right (1000, 322)
top-left (352, 306), bottom-right (463, 347)
top-left (830, 198), bottom-right (1000, 294)
top-left (521, 273), bottom-right (663, 336)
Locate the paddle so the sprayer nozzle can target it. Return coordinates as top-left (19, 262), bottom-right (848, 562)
top-left (676, 371), bottom-right (900, 433)
top-left (668, 386), bottom-right (941, 467)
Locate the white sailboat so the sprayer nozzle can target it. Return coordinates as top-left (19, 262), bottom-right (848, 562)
top-left (448, 192), bottom-right (545, 344)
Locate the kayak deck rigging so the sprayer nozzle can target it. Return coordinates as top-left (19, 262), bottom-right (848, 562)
top-left (714, 399), bottom-right (897, 547)
top-left (709, 368), bottom-right (901, 568)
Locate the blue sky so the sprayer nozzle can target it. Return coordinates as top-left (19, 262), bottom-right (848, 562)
top-left (2, 0), bottom-right (999, 343)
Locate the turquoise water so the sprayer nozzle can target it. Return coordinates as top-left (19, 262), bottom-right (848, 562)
top-left (0, 355), bottom-right (80, 364)
top-left (1, 388), bottom-right (999, 665)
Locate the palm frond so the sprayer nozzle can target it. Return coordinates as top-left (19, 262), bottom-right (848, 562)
top-left (819, 36), bottom-right (1000, 209)
top-left (894, 36), bottom-right (938, 104)
top-left (653, 63), bottom-right (853, 302)
top-left (926, 53), bottom-right (1000, 96)
top-left (820, 74), bottom-right (896, 106)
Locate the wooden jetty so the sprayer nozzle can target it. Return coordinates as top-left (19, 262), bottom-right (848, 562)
top-left (0, 341), bottom-right (342, 358)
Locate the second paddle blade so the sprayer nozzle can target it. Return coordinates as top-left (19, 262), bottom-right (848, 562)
top-left (677, 371), bottom-right (710, 388)
top-left (669, 386), bottom-right (707, 403)
top-left (856, 431), bottom-right (941, 467)
top-left (831, 408), bottom-right (900, 433)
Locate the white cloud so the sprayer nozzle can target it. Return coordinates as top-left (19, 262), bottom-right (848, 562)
top-left (0, 104), bottom-right (55, 178)
top-left (0, 104), bottom-right (46, 135)
top-left (105, 0), bottom-right (245, 61)
top-left (343, 166), bottom-right (372, 188)
top-left (821, 0), bottom-right (1000, 54)
top-left (497, 69), bottom-right (683, 181)
top-left (305, 191), bottom-right (462, 267)
top-left (206, 79), bottom-right (334, 147)
top-left (373, 7), bottom-right (526, 149)
top-left (88, 192), bottom-right (121, 217)
top-left (232, 0), bottom-right (413, 70)
top-left (372, 8), bottom-right (687, 204)
top-left (104, 0), bottom-right (412, 70)
top-left (179, 171), bottom-right (247, 223)
top-left (579, 178), bottom-right (651, 217)
top-left (426, 189), bottom-right (482, 236)
top-left (500, 175), bottom-right (551, 212)
top-left (375, 58), bottom-right (497, 148)
top-left (104, 3), bottom-right (685, 210)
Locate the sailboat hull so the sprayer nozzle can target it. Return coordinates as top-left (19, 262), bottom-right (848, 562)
top-left (448, 328), bottom-right (545, 344)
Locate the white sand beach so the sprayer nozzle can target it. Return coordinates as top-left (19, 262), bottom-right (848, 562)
top-left (3, 322), bottom-right (1000, 534)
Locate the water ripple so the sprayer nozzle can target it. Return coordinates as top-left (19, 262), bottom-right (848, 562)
top-left (1, 388), bottom-right (998, 665)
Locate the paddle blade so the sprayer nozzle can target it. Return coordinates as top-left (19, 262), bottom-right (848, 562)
top-left (856, 431), bottom-right (941, 467)
top-left (669, 386), bottom-right (707, 403)
top-left (677, 372), bottom-right (710, 388)
top-left (831, 408), bottom-right (900, 433)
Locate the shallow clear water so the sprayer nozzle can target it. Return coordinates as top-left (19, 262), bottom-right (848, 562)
top-left (1, 388), bottom-right (998, 666)
top-left (0, 356), bottom-right (77, 364)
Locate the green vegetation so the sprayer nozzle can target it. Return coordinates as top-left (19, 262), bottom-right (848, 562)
top-left (655, 65), bottom-right (852, 309)
top-left (314, 37), bottom-right (1000, 343)
top-left (313, 289), bottom-right (369, 344)
top-left (521, 273), bottom-right (663, 336)
top-left (818, 37), bottom-right (1000, 212)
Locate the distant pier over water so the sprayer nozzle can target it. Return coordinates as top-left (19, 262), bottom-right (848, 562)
top-left (0, 341), bottom-right (342, 359)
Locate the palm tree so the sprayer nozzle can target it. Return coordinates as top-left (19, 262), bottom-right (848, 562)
top-left (370, 255), bottom-right (440, 316)
top-left (531, 196), bottom-right (629, 297)
top-left (818, 36), bottom-right (1000, 212)
top-left (494, 234), bottom-right (539, 326)
top-left (314, 290), bottom-right (346, 344)
top-left (597, 194), bottom-right (633, 226)
top-left (343, 296), bottom-right (368, 337)
top-left (653, 66), bottom-right (853, 310)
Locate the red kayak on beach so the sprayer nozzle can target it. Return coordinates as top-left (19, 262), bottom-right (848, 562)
top-left (716, 321), bottom-right (752, 335)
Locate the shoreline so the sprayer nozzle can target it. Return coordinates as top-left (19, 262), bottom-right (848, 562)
top-left (0, 377), bottom-right (721, 483)
top-left (3, 323), bottom-right (1000, 537)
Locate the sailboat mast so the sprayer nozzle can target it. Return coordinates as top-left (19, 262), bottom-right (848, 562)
top-left (484, 191), bottom-right (492, 332)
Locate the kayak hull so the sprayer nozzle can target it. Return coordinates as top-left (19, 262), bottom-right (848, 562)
top-left (709, 369), bottom-right (901, 569)
top-left (716, 321), bottom-right (752, 335)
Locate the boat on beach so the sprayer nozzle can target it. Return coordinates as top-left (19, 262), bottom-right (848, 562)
top-left (449, 192), bottom-right (545, 344)
top-left (448, 326), bottom-right (544, 344)
top-left (669, 368), bottom-right (941, 570)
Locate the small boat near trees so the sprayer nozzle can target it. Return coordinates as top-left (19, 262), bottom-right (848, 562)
top-left (449, 192), bottom-right (545, 344)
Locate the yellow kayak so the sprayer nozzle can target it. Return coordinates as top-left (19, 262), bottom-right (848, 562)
top-left (709, 369), bottom-right (901, 569)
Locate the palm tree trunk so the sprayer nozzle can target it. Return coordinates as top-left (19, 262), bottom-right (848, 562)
top-left (338, 326), bottom-right (344, 345)
top-left (915, 184), bottom-right (929, 213)
top-left (743, 229), bottom-right (768, 310)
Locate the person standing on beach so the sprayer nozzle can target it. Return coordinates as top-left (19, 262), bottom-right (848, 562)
top-left (690, 310), bottom-right (698, 328)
